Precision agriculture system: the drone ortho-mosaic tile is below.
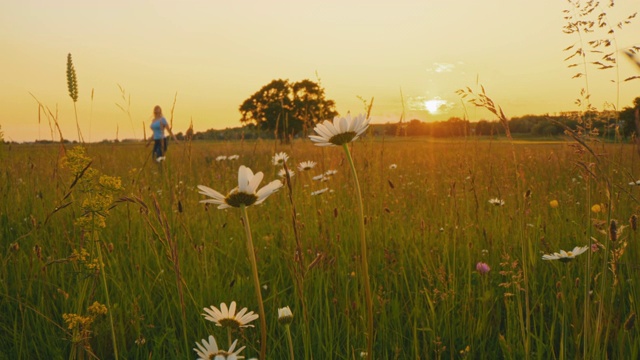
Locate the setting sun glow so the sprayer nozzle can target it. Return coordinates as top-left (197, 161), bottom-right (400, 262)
top-left (424, 98), bottom-right (447, 115)
top-left (0, 0), bottom-right (639, 142)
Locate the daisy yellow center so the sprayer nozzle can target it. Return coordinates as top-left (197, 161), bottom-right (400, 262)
top-left (329, 131), bottom-right (357, 145)
top-left (226, 192), bottom-right (258, 207)
top-left (218, 317), bottom-right (241, 328)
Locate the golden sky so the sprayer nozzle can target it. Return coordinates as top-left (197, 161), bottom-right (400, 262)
top-left (1, 0), bottom-right (639, 142)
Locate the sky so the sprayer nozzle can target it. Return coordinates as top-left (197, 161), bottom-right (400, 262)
top-left (1, 0), bottom-right (639, 142)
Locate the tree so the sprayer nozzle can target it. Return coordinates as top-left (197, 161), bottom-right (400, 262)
top-left (620, 97), bottom-right (640, 137)
top-left (239, 79), bottom-right (338, 142)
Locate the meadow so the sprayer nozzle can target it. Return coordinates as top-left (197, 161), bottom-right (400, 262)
top-left (1, 135), bottom-right (639, 359)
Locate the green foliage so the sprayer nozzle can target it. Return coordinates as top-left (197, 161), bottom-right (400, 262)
top-left (239, 79), bottom-right (338, 141)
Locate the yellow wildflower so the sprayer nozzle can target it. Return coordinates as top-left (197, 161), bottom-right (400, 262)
top-left (88, 301), bottom-right (108, 316)
top-left (62, 313), bottom-right (93, 330)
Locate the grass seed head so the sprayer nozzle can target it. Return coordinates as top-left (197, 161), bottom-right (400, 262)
top-left (66, 53), bottom-right (79, 102)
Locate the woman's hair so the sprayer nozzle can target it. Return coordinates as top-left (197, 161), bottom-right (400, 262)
top-left (154, 105), bottom-right (163, 116)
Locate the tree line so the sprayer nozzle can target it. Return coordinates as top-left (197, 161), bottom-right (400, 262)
top-left (371, 98), bottom-right (639, 139)
top-left (182, 88), bottom-right (639, 141)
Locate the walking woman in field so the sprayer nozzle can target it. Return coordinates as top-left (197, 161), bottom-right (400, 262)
top-left (149, 105), bottom-right (176, 162)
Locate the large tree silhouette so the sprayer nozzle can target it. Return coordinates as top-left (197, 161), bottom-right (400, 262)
top-left (239, 79), bottom-right (338, 142)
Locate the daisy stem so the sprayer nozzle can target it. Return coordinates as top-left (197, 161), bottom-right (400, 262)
top-left (240, 204), bottom-right (267, 359)
top-left (285, 324), bottom-right (295, 360)
top-left (227, 327), bottom-right (232, 350)
top-left (342, 143), bottom-right (374, 359)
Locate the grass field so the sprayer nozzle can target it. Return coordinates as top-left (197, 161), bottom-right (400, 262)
top-left (1, 136), bottom-right (639, 359)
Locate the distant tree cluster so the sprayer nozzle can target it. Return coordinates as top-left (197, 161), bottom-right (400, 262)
top-left (181, 124), bottom-right (270, 141)
top-left (370, 96), bottom-right (639, 139)
top-left (238, 79), bottom-right (338, 143)
top-left (180, 96), bottom-right (639, 141)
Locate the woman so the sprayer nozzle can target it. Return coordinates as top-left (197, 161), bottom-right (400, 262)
top-left (149, 105), bottom-right (175, 162)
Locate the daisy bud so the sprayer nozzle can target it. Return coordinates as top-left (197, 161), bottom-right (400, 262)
top-left (278, 306), bottom-right (293, 325)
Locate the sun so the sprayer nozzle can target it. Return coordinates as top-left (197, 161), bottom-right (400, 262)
top-left (423, 98), bottom-right (447, 114)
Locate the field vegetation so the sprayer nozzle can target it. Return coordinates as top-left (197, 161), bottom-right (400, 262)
top-left (2, 133), bottom-right (640, 359)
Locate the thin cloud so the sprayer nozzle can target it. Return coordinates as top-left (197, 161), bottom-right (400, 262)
top-left (428, 62), bottom-right (456, 73)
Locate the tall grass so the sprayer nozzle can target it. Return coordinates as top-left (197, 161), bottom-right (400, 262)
top-left (1, 136), bottom-right (640, 358)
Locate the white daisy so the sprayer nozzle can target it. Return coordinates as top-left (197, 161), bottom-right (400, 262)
top-left (202, 301), bottom-right (259, 328)
top-left (488, 198), bottom-right (505, 206)
top-left (309, 114), bottom-right (370, 146)
top-left (542, 246), bottom-right (589, 262)
top-left (277, 306), bottom-right (293, 325)
top-left (297, 161), bottom-right (317, 171)
top-left (216, 155), bottom-right (227, 162)
top-left (272, 152), bottom-right (289, 166)
top-left (198, 166), bottom-right (282, 209)
top-left (324, 169), bottom-right (338, 177)
top-left (194, 335), bottom-right (246, 360)
top-left (389, 164), bottom-right (397, 170)
top-left (312, 174), bottom-right (326, 181)
top-left (278, 168), bottom-right (295, 179)
top-left (311, 188), bottom-right (329, 196)
top-left (228, 155), bottom-right (240, 160)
